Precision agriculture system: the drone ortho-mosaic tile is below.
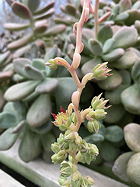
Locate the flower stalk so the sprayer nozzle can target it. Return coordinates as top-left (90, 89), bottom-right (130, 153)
top-left (47, 0), bottom-right (111, 186)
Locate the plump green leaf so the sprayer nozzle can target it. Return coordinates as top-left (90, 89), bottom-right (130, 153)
top-left (4, 23), bottom-right (29, 31)
top-left (3, 102), bottom-right (26, 123)
top-left (22, 0), bottom-right (40, 12)
top-left (113, 152), bottom-right (134, 182)
top-left (30, 121), bottom-right (53, 135)
top-left (85, 134), bottom-right (104, 144)
top-left (14, 58), bottom-right (32, 78)
top-left (0, 51), bottom-right (10, 65)
top-left (105, 126), bottom-right (123, 143)
top-left (102, 48), bottom-right (124, 62)
top-left (88, 39), bottom-right (102, 56)
top-left (103, 38), bottom-right (115, 54)
top-left (24, 64), bottom-right (44, 80)
top-left (27, 94), bottom-right (51, 127)
top-left (8, 33), bottom-right (33, 50)
top-left (0, 112), bottom-right (17, 128)
top-left (131, 60), bottom-right (140, 81)
top-left (43, 25), bottom-right (66, 37)
top-left (81, 58), bottom-right (102, 76)
top-left (111, 27), bottom-right (138, 49)
top-left (104, 104), bottom-right (125, 124)
top-left (119, 0), bottom-right (132, 12)
top-left (12, 1), bottom-right (32, 19)
top-left (34, 9), bottom-right (54, 20)
top-left (36, 78), bottom-right (58, 94)
top-left (34, 1), bottom-right (54, 15)
top-left (124, 123), bottom-right (140, 152)
top-left (32, 58), bottom-right (45, 70)
top-left (98, 70), bottom-right (122, 91)
top-left (19, 127), bottom-right (41, 162)
top-left (0, 128), bottom-right (19, 150)
top-left (127, 153), bottom-right (140, 185)
top-left (54, 78), bottom-right (76, 107)
top-left (112, 48), bottom-right (140, 69)
top-left (100, 141), bottom-right (120, 162)
top-left (4, 81), bottom-right (39, 101)
top-left (64, 4), bottom-right (77, 16)
top-left (121, 84), bottom-right (140, 114)
top-left (98, 25), bottom-right (113, 44)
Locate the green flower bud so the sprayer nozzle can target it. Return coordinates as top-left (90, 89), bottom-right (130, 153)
top-left (89, 143), bottom-right (99, 156)
top-left (94, 109), bottom-right (107, 119)
top-left (51, 142), bottom-right (60, 153)
top-left (58, 176), bottom-right (70, 186)
top-left (74, 132), bottom-right (83, 145)
top-left (91, 94), bottom-right (108, 110)
top-left (47, 59), bottom-right (58, 69)
top-left (92, 62), bottom-right (111, 80)
top-left (51, 150), bottom-right (67, 164)
top-left (87, 120), bottom-right (101, 133)
top-left (85, 176), bottom-right (94, 185)
top-left (60, 161), bottom-right (72, 177)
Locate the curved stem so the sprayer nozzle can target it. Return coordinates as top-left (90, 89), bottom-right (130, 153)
top-left (94, 0), bottom-right (100, 39)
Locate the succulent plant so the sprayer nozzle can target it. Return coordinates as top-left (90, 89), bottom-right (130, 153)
top-left (113, 123), bottom-right (140, 186)
top-left (0, 57), bottom-right (76, 162)
top-left (110, 0), bottom-right (140, 26)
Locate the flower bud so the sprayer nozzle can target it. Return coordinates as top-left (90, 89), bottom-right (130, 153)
top-left (75, 151), bottom-right (82, 161)
top-left (46, 59), bottom-right (57, 69)
top-left (89, 143), bottom-right (99, 156)
top-left (92, 62), bottom-right (111, 80)
top-left (82, 73), bottom-right (93, 86)
top-left (94, 109), bottom-right (107, 119)
top-left (72, 53), bottom-right (81, 69)
top-left (51, 142), bottom-right (60, 153)
top-left (51, 150), bottom-right (67, 164)
top-left (87, 120), bottom-right (101, 133)
top-left (60, 161), bottom-right (72, 177)
top-left (91, 94), bottom-right (108, 110)
top-left (74, 132), bottom-right (83, 145)
top-left (86, 176), bottom-right (94, 185)
top-left (71, 91), bottom-right (80, 108)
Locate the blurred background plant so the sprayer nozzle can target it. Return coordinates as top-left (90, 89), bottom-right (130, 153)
top-left (0, 0), bottom-right (140, 186)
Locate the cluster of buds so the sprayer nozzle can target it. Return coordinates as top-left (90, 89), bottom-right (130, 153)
top-left (52, 129), bottom-right (98, 187)
top-left (80, 94), bottom-right (109, 133)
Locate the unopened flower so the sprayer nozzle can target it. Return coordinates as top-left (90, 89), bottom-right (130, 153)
top-left (91, 94), bottom-right (109, 110)
top-left (92, 62), bottom-right (112, 80)
top-left (46, 59), bottom-right (57, 69)
top-left (87, 119), bottom-right (101, 133)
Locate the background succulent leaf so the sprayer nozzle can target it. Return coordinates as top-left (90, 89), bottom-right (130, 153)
top-left (18, 126), bottom-right (42, 162)
top-left (111, 26), bottom-right (138, 49)
top-left (98, 70), bottom-right (122, 91)
top-left (36, 78), bottom-right (58, 94)
top-left (127, 152), bottom-right (140, 185)
top-left (121, 84), bottom-right (140, 114)
top-left (124, 123), bottom-right (140, 152)
top-left (98, 25), bottom-right (113, 44)
top-left (11, 1), bottom-right (32, 19)
top-left (0, 128), bottom-right (19, 150)
top-left (0, 112), bottom-right (17, 128)
top-left (54, 78), bottom-right (76, 108)
top-left (112, 152), bottom-right (134, 182)
top-left (22, 0), bottom-right (40, 12)
top-left (4, 81), bottom-right (40, 101)
top-left (27, 94), bottom-right (52, 127)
